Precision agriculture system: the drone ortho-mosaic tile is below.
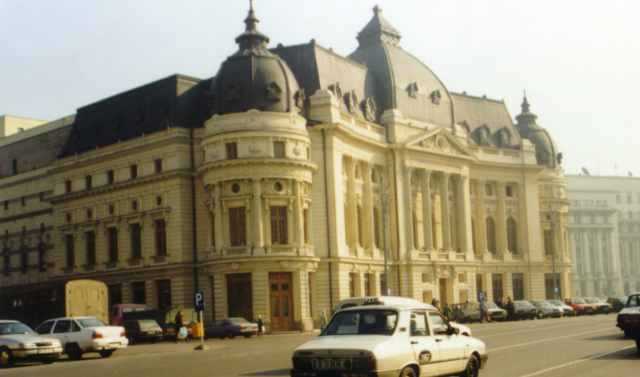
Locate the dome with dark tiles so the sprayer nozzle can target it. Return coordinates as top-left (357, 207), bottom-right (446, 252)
top-left (213, 2), bottom-right (301, 115)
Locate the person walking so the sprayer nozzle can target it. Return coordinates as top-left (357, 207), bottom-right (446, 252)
top-left (505, 297), bottom-right (515, 321)
top-left (174, 310), bottom-right (185, 342)
top-left (443, 304), bottom-right (452, 321)
top-left (479, 296), bottom-right (490, 323)
top-left (256, 315), bottom-right (264, 336)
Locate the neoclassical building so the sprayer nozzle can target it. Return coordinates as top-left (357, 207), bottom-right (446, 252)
top-left (0, 5), bottom-right (570, 330)
top-left (568, 175), bottom-right (640, 297)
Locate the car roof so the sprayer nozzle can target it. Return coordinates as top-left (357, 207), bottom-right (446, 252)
top-left (336, 296), bottom-right (437, 311)
top-left (46, 316), bottom-right (97, 321)
top-left (339, 303), bottom-right (437, 312)
top-left (0, 320), bottom-right (20, 324)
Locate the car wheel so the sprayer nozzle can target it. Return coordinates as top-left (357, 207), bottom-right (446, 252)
top-left (636, 339), bottom-right (640, 355)
top-left (399, 365), bottom-right (418, 377)
top-left (243, 334), bottom-right (251, 338)
top-left (99, 350), bottom-right (114, 358)
top-left (0, 347), bottom-right (13, 368)
top-left (459, 355), bottom-right (480, 377)
top-left (66, 344), bottom-right (83, 361)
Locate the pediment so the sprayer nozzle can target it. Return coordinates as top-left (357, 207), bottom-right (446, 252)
top-left (404, 128), bottom-right (476, 160)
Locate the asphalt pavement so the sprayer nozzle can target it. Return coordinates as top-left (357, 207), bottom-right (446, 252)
top-left (3, 314), bottom-right (637, 377)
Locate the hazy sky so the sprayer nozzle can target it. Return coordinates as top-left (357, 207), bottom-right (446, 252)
top-left (1, 0), bottom-right (638, 175)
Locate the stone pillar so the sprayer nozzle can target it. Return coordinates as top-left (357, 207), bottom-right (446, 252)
top-left (294, 181), bottom-right (305, 251)
top-left (422, 171), bottom-right (434, 251)
top-left (517, 183), bottom-right (528, 256)
top-left (213, 184), bottom-right (225, 251)
top-left (252, 179), bottom-right (264, 253)
top-left (458, 175), bottom-right (473, 259)
top-left (363, 163), bottom-right (375, 252)
top-left (496, 182), bottom-right (508, 257)
top-left (346, 158), bottom-right (358, 252)
top-left (475, 180), bottom-right (487, 256)
top-left (441, 172), bottom-right (451, 251)
top-left (404, 168), bottom-right (415, 252)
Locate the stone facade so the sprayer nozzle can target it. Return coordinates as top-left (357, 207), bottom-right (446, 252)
top-left (0, 5), bottom-right (571, 330)
top-left (568, 175), bottom-right (640, 297)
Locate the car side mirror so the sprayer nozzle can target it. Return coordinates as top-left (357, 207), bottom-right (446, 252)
top-left (446, 324), bottom-right (458, 336)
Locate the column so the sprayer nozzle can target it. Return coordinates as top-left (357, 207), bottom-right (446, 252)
top-left (404, 168), bottom-right (415, 252)
top-left (475, 180), bottom-right (487, 256)
top-left (213, 183), bottom-right (224, 251)
top-left (441, 172), bottom-right (451, 251)
top-left (346, 159), bottom-right (358, 252)
top-left (294, 181), bottom-right (305, 251)
top-left (517, 183), bottom-right (528, 256)
top-left (363, 163), bottom-right (375, 253)
top-left (252, 179), bottom-right (264, 253)
top-left (421, 171), bottom-right (434, 251)
top-left (496, 182), bottom-right (508, 257)
top-left (458, 176), bottom-right (474, 259)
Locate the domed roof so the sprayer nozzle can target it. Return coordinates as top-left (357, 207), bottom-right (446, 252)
top-left (516, 96), bottom-right (559, 168)
top-left (213, 3), bottom-right (301, 115)
top-left (349, 6), bottom-right (454, 127)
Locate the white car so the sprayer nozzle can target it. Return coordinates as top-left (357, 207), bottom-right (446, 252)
top-left (293, 301), bottom-right (488, 377)
top-left (0, 320), bottom-right (63, 368)
top-left (36, 317), bottom-right (128, 360)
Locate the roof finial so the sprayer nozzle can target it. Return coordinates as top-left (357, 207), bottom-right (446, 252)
top-left (244, 0), bottom-right (259, 32)
top-left (522, 90), bottom-right (531, 113)
top-left (373, 5), bottom-right (382, 16)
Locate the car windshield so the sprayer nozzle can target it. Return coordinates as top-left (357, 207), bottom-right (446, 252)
top-left (77, 318), bottom-right (105, 328)
top-left (515, 301), bottom-right (534, 309)
top-left (0, 322), bottom-right (35, 335)
top-left (323, 310), bottom-right (398, 336)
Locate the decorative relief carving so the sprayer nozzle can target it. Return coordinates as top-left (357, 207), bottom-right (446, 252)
top-left (265, 82), bottom-right (282, 102)
top-left (407, 82), bottom-right (420, 98)
top-left (328, 83), bottom-right (343, 102)
top-left (344, 90), bottom-right (359, 114)
top-left (294, 88), bottom-right (306, 110)
top-left (430, 90), bottom-right (442, 105)
top-left (362, 97), bottom-right (378, 122)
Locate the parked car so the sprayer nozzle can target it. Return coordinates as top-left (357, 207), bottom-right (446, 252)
top-left (110, 304), bottom-right (153, 326)
top-left (36, 317), bottom-right (128, 360)
top-left (617, 293), bottom-right (640, 352)
top-left (206, 318), bottom-right (258, 339)
top-left (531, 301), bottom-right (563, 318)
top-left (607, 297), bottom-right (628, 313)
top-left (547, 300), bottom-right (576, 316)
top-left (0, 320), bottom-right (63, 368)
top-left (585, 297), bottom-right (612, 314)
top-left (123, 319), bottom-right (164, 344)
top-left (513, 301), bottom-right (538, 320)
top-left (458, 301), bottom-right (508, 322)
top-left (565, 298), bottom-right (595, 315)
top-left (291, 298), bottom-right (488, 377)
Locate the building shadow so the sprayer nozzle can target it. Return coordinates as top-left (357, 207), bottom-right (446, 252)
top-left (242, 369), bottom-right (291, 376)
top-left (595, 346), bottom-right (639, 360)
top-left (586, 333), bottom-right (627, 341)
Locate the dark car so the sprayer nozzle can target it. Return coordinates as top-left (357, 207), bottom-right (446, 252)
top-left (531, 301), bottom-right (562, 318)
top-left (206, 318), bottom-right (258, 339)
top-left (123, 319), bottom-right (164, 344)
top-left (513, 301), bottom-right (538, 320)
top-left (617, 294), bottom-right (640, 349)
top-left (607, 297), bottom-right (628, 313)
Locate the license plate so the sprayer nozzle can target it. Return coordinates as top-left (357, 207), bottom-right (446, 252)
top-left (37, 348), bottom-right (54, 354)
top-left (311, 358), bottom-right (351, 371)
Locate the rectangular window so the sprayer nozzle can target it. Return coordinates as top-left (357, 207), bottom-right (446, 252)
top-left (108, 284), bottom-right (122, 307)
top-left (156, 280), bottom-right (172, 311)
top-left (130, 164), bottom-right (138, 180)
top-left (303, 208), bottom-right (310, 244)
top-left (506, 185), bottom-right (514, 197)
top-left (373, 208), bottom-right (381, 248)
top-left (65, 234), bottom-right (75, 269)
top-left (85, 231), bottom-right (96, 266)
top-left (270, 206), bottom-right (288, 245)
top-left (107, 170), bottom-right (115, 185)
top-left (3, 253), bottom-right (10, 276)
top-left (273, 141), bottom-right (286, 158)
top-left (65, 180), bottom-right (72, 193)
top-left (228, 207), bottom-right (247, 247)
top-left (132, 281), bottom-right (146, 304)
top-left (20, 250), bottom-right (27, 274)
top-left (12, 159), bottom-right (18, 175)
top-left (485, 183), bottom-right (494, 196)
top-left (154, 159), bottom-right (163, 174)
top-left (545, 273), bottom-right (561, 299)
top-left (512, 273), bottom-right (525, 300)
top-left (130, 223), bottom-right (142, 259)
top-left (154, 219), bottom-right (167, 256)
top-left (544, 229), bottom-right (554, 256)
top-left (364, 273), bottom-right (373, 297)
top-left (226, 142), bottom-right (238, 160)
top-left (349, 272), bottom-right (357, 298)
top-left (108, 227), bottom-right (119, 263)
top-left (85, 175), bottom-right (92, 190)
top-left (38, 243), bottom-right (45, 272)
top-left (21, 197), bottom-right (25, 207)
top-left (3, 201), bottom-right (7, 211)
top-left (492, 273), bottom-right (503, 304)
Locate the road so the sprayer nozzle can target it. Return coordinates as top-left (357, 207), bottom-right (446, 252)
top-left (4, 314), bottom-right (637, 377)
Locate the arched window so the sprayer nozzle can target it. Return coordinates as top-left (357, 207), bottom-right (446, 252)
top-left (486, 217), bottom-right (497, 254)
top-left (507, 217), bottom-right (518, 254)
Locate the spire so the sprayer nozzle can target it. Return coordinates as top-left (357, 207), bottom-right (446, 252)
top-left (235, 0), bottom-right (271, 55)
top-left (521, 90), bottom-right (531, 113)
top-left (357, 5), bottom-right (402, 46)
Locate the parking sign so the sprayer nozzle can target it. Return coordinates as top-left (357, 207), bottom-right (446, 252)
top-left (194, 290), bottom-right (205, 312)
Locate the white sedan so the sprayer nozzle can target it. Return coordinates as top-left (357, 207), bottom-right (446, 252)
top-left (0, 320), bottom-right (63, 368)
top-left (36, 317), bottom-right (128, 360)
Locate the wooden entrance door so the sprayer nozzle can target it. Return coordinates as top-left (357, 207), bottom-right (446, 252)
top-left (439, 278), bottom-right (448, 306)
top-left (270, 272), bottom-right (293, 331)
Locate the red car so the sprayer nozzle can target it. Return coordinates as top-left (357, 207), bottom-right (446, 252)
top-left (565, 298), bottom-right (595, 315)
